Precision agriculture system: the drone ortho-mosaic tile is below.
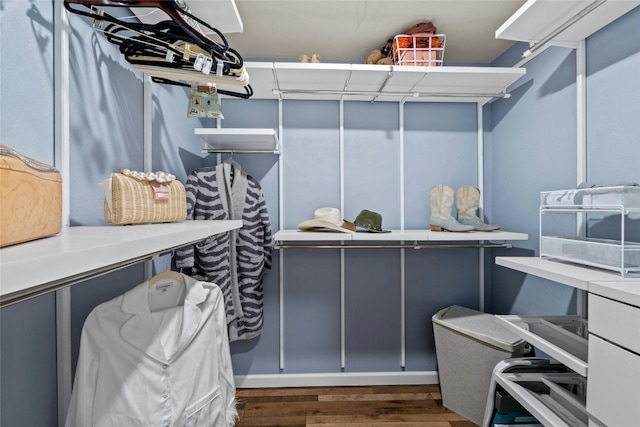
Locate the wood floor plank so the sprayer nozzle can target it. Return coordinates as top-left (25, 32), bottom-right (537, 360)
top-left (305, 413), bottom-right (468, 423)
top-left (318, 392), bottom-right (432, 402)
top-left (237, 386), bottom-right (375, 398)
top-left (234, 385), bottom-right (477, 427)
top-left (240, 399), bottom-right (446, 415)
top-left (371, 385), bottom-right (439, 394)
top-left (239, 394), bottom-right (319, 404)
top-left (307, 423), bottom-right (454, 427)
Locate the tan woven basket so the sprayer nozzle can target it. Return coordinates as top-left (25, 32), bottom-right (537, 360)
top-left (1, 144), bottom-right (62, 247)
top-left (104, 173), bottom-right (187, 225)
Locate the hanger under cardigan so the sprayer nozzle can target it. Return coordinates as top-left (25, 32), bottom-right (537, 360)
top-left (222, 155), bottom-right (242, 186)
top-left (223, 155), bottom-right (242, 171)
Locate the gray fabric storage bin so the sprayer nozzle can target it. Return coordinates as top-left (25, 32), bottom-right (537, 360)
top-left (432, 305), bottom-right (526, 426)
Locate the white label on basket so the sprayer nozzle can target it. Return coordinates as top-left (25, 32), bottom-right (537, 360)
top-left (150, 181), bottom-right (170, 200)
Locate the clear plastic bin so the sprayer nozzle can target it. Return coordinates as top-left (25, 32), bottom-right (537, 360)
top-left (540, 236), bottom-right (640, 275)
top-left (539, 185), bottom-right (640, 276)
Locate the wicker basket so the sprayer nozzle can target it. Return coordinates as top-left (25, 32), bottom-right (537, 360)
top-left (0, 144), bottom-right (62, 247)
top-left (103, 172), bottom-right (187, 225)
top-left (392, 33), bottom-right (446, 66)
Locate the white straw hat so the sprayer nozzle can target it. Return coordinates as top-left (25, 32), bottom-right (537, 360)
top-left (297, 207), bottom-right (356, 233)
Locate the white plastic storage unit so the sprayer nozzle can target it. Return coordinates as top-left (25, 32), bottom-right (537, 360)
top-left (539, 185), bottom-right (640, 277)
top-left (432, 305), bottom-right (527, 426)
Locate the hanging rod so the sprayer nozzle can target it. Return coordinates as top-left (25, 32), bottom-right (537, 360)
top-left (370, 69), bottom-right (394, 103)
top-left (275, 243), bottom-right (513, 250)
top-left (201, 149), bottom-right (280, 154)
top-left (522, 0), bottom-right (606, 58)
top-left (272, 89), bottom-right (510, 99)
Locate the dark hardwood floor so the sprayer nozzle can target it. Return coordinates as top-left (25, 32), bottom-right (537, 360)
top-left (235, 384), bottom-right (477, 427)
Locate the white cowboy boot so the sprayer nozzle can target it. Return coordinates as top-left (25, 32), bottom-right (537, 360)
top-left (455, 186), bottom-right (500, 231)
top-left (429, 185), bottom-right (474, 232)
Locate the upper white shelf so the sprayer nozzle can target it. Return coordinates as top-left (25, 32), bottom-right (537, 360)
top-left (495, 256), bottom-right (640, 291)
top-left (195, 128), bottom-right (280, 153)
top-left (276, 229), bottom-right (528, 243)
top-left (134, 62), bottom-right (525, 104)
top-left (0, 221), bottom-right (242, 307)
top-left (496, 0), bottom-right (640, 45)
top-left (242, 62), bottom-right (527, 104)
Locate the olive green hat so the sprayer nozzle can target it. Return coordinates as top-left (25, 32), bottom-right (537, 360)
top-left (353, 209), bottom-right (391, 233)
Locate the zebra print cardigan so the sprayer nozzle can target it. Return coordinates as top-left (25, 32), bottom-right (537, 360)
top-left (176, 162), bottom-right (273, 341)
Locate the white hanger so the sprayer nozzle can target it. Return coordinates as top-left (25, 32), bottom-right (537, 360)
top-left (148, 270), bottom-right (185, 287)
top-left (148, 251), bottom-right (185, 287)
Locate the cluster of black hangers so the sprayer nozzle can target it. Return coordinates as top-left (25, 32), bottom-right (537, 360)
top-left (64, 0), bottom-right (253, 99)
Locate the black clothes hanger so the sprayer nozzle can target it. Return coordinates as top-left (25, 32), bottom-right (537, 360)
top-left (64, 0), bottom-right (229, 52)
top-left (153, 77), bottom-right (254, 99)
top-left (64, 1), bottom-right (231, 65)
top-left (64, 0), bottom-right (253, 98)
top-left (100, 19), bottom-right (245, 73)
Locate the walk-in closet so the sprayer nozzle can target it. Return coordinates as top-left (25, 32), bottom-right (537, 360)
top-left (1, 1), bottom-right (639, 426)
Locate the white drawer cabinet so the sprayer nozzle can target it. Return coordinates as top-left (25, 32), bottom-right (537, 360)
top-left (589, 294), bottom-right (640, 354)
top-left (494, 257), bottom-right (640, 427)
top-left (587, 294), bottom-right (640, 427)
top-left (587, 335), bottom-right (640, 427)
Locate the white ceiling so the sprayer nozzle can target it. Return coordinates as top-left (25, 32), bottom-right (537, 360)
top-left (213, 0), bottom-right (528, 64)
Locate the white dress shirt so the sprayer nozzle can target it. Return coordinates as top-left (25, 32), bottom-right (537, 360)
top-left (65, 274), bottom-right (237, 427)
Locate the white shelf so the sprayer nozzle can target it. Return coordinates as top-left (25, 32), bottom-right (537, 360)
top-left (494, 372), bottom-right (588, 427)
top-left (276, 229), bottom-right (528, 243)
top-left (243, 62), bottom-right (527, 104)
top-left (134, 61), bottom-right (526, 104)
top-left (425, 230), bottom-right (528, 242)
top-left (195, 128), bottom-right (280, 153)
top-left (496, 315), bottom-right (589, 376)
top-left (494, 256), bottom-right (639, 291)
top-left (0, 220), bottom-right (242, 306)
top-left (274, 230), bottom-right (352, 242)
top-left (496, 0), bottom-right (640, 45)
